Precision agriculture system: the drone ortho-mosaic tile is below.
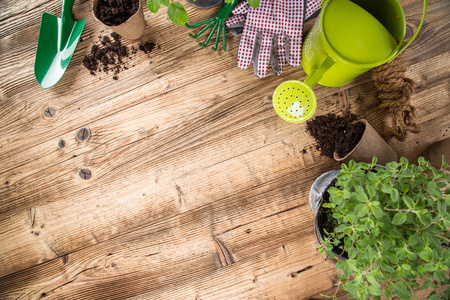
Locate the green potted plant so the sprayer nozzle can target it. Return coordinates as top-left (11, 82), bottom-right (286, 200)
top-left (311, 157), bottom-right (450, 299)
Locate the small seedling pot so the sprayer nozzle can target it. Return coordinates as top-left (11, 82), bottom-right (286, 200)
top-left (333, 119), bottom-right (398, 166)
top-left (93, 0), bottom-right (145, 40)
top-left (429, 137), bottom-right (450, 168)
top-left (185, 0), bottom-right (223, 9)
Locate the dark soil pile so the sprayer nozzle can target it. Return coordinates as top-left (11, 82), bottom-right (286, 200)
top-left (96, 0), bottom-right (139, 26)
top-left (139, 42), bottom-right (156, 54)
top-left (306, 113), bottom-right (365, 158)
top-left (82, 32), bottom-right (156, 80)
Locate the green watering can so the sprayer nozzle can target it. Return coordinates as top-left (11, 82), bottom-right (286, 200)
top-left (273, 0), bottom-right (427, 123)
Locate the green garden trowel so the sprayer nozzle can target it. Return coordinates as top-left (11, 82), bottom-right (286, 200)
top-left (35, 0), bottom-right (85, 89)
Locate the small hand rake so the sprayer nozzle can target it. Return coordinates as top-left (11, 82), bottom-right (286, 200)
top-left (185, 0), bottom-right (239, 51)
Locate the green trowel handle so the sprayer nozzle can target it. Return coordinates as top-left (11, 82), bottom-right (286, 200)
top-left (60, 0), bottom-right (76, 49)
top-left (389, 0), bottom-right (427, 63)
top-left (304, 55), bottom-right (336, 88)
top-left (217, 0), bottom-right (240, 20)
top-left (62, 0), bottom-right (75, 21)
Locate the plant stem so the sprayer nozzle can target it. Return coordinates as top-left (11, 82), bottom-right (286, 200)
top-left (384, 208), bottom-right (415, 213)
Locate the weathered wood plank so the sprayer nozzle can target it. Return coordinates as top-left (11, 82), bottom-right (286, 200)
top-left (0, 191), bottom-right (339, 299)
top-left (0, 0), bottom-right (449, 299)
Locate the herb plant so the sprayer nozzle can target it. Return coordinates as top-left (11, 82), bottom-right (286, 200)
top-left (317, 157), bottom-right (450, 299)
top-left (147, 0), bottom-right (261, 25)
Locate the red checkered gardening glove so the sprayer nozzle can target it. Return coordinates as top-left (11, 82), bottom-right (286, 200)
top-left (225, 0), bottom-right (322, 78)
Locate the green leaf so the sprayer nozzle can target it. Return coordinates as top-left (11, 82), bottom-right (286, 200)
top-left (167, 2), bottom-right (188, 25)
top-left (437, 199), bottom-right (446, 216)
top-left (368, 284), bottom-right (382, 296)
top-left (371, 205), bottom-right (384, 219)
top-left (407, 251), bottom-right (417, 261)
top-left (366, 185), bottom-right (376, 198)
top-left (381, 184), bottom-right (392, 194)
top-left (419, 251), bottom-right (433, 262)
top-left (248, 0), bottom-right (261, 8)
top-left (392, 212), bottom-right (407, 225)
top-left (424, 263), bottom-right (435, 272)
top-left (429, 294), bottom-right (442, 300)
top-left (401, 264), bottom-right (411, 271)
top-left (371, 156), bottom-right (378, 166)
top-left (408, 233), bottom-right (420, 246)
top-left (380, 262), bottom-right (395, 273)
top-left (392, 284), bottom-right (412, 299)
top-left (391, 188), bottom-right (399, 202)
top-left (434, 270), bottom-right (446, 282)
top-left (147, 0), bottom-right (161, 13)
top-left (160, 0), bottom-right (169, 6)
top-left (383, 288), bottom-right (392, 298)
top-left (355, 186), bottom-right (368, 202)
top-left (366, 246), bottom-right (374, 262)
top-left (366, 273), bottom-right (380, 287)
top-left (402, 184), bottom-right (410, 194)
top-left (402, 196), bottom-right (415, 210)
top-left (354, 204), bottom-right (366, 217)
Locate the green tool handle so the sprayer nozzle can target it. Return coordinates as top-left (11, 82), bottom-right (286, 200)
top-left (61, 0), bottom-right (76, 49)
top-left (388, 0), bottom-right (427, 63)
top-left (304, 55), bottom-right (336, 88)
top-left (62, 0), bottom-right (75, 21)
top-left (217, 0), bottom-right (240, 19)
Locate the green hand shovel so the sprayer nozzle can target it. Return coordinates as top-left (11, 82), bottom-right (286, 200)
top-left (34, 0), bottom-right (86, 89)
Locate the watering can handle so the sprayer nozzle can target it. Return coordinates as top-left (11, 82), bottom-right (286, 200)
top-left (388, 0), bottom-right (428, 63)
top-left (304, 56), bottom-right (336, 88)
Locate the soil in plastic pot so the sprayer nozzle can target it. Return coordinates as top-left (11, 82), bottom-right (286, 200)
top-left (316, 179), bottom-right (349, 260)
top-left (306, 113), bottom-right (365, 159)
top-left (96, 0), bottom-right (139, 26)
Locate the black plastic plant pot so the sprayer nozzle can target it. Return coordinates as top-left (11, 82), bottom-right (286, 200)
top-left (314, 211), bottom-right (349, 261)
top-left (309, 170), bottom-right (348, 260)
top-left (185, 0), bottom-right (223, 9)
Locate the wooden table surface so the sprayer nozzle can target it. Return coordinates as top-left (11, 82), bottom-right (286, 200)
top-left (0, 0), bottom-right (449, 299)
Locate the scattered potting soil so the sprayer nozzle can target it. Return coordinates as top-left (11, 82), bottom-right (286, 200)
top-left (306, 113), bottom-right (365, 158)
top-left (82, 32), bottom-right (156, 80)
top-left (96, 0), bottom-right (139, 26)
top-left (139, 42), bottom-right (156, 54)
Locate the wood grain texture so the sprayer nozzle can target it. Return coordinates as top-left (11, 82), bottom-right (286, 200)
top-left (1, 0), bottom-right (449, 299)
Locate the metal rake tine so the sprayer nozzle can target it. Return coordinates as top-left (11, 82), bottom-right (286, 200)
top-left (185, 17), bottom-right (215, 29)
top-left (211, 22), bottom-right (222, 51)
top-left (188, 20), bottom-right (216, 39)
top-left (199, 21), bottom-right (219, 48)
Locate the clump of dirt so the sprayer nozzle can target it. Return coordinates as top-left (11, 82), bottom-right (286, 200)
top-left (139, 42), bottom-right (156, 54)
top-left (83, 32), bottom-right (156, 80)
top-left (96, 0), bottom-right (139, 26)
top-left (306, 113), bottom-right (365, 158)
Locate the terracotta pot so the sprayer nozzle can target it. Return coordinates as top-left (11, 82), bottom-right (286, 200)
top-left (429, 137), bottom-right (450, 168)
top-left (333, 119), bottom-right (398, 166)
top-left (93, 0), bottom-right (145, 40)
top-left (185, 0), bottom-right (223, 9)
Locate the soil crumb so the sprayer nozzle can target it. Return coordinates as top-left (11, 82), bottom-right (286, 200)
top-left (139, 42), bottom-right (156, 54)
top-left (83, 33), bottom-right (156, 80)
top-left (306, 113), bottom-right (365, 158)
top-left (96, 0), bottom-right (139, 26)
